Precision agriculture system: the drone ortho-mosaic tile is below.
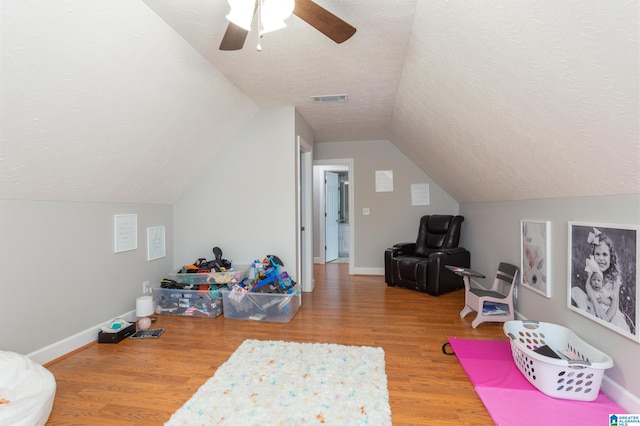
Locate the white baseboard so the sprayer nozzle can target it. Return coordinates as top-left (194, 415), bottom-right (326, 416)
top-left (352, 267), bottom-right (384, 275)
top-left (27, 310), bottom-right (136, 365)
top-left (301, 277), bottom-right (316, 293)
top-left (311, 261), bottom-right (383, 276)
top-left (602, 376), bottom-right (640, 413)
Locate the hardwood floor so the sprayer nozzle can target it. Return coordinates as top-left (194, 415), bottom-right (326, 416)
top-left (45, 263), bottom-right (508, 425)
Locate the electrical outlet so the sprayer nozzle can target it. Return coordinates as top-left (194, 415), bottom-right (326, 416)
top-left (142, 281), bottom-right (150, 294)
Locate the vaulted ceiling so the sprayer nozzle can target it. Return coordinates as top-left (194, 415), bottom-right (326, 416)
top-left (1, 1), bottom-right (638, 204)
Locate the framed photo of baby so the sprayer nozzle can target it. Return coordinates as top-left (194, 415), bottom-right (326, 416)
top-left (568, 222), bottom-right (639, 342)
top-left (521, 220), bottom-right (551, 298)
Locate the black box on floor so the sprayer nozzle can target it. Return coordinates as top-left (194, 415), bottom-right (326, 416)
top-left (98, 322), bottom-right (136, 343)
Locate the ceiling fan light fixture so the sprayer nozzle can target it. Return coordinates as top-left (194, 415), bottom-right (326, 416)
top-left (259, 17), bottom-right (287, 35)
top-left (226, 0), bottom-right (255, 31)
top-left (219, 0), bottom-right (356, 51)
top-left (226, 0), bottom-right (294, 34)
top-left (260, 0), bottom-right (294, 34)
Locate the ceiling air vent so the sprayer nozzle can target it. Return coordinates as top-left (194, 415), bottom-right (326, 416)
top-left (311, 94), bottom-right (348, 103)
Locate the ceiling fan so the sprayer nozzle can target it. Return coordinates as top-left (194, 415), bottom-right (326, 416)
top-left (220, 0), bottom-right (356, 51)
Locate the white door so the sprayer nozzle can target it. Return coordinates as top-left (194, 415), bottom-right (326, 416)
top-left (325, 171), bottom-right (339, 262)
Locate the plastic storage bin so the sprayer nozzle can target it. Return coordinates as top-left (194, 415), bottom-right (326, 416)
top-left (220, 284), bottom-right (301, 323)
top-left (154, 286), bottom-right (224, 318)
top-left (503, 320), bottom-right (614, 401)
top-left (168, 265), bottom-right (249, 286)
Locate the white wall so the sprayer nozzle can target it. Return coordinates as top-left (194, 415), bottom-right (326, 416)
top-left (314, 140), bottom-right (459, 273)
top-left (173, 108), bottom-right (300, 278)
top-left (0, 200), bottom-right (173, 359)
top-left (461, 194), bottom-right (640, 409)
top-left (0, 103), bottom-right (308, 361)
top-left (0, 0), bottom-right (258, 205)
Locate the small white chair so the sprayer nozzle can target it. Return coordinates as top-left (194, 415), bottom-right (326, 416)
top-left (459, 263), bottom-right (519, 328)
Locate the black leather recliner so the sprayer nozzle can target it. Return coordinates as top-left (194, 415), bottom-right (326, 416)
top-left (384, 215), bottom-right (470, 296)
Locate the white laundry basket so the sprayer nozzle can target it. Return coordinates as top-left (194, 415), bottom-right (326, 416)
top-left (503, 320), bottom-right (613, 401)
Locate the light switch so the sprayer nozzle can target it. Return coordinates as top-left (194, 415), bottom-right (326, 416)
top-left (363, 208), bottom-right (370, 215)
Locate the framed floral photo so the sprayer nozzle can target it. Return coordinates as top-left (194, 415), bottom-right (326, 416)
top-left (568, 222), bottom-right (639, 342)
top-left (521, 220), bottom-right (551, 298)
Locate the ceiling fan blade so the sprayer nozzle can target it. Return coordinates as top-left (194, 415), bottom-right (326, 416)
top-left (293, 0), bottom-right (356, 44)
top-left (219, 1), bottom-right (258, 51)
top-left (219, 22), bottom-right (249, 51)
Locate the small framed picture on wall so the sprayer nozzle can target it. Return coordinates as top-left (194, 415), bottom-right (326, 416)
top-left (147, 226), bottom-right (166, 261)
top-left (520, 220), bottom-right (551, 298)
top-left (114, 214), bottom-right (138, 253)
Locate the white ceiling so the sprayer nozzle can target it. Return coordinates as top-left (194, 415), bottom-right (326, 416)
top-left (142, 0), bottom-right (417, 143)
top-left (143, 0), bottom-right (640, 202)
top-left (1, 0), bottom-right (638, 204)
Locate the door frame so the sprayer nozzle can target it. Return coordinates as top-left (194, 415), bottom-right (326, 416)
top-left (313, 158), bottom-right (354, 275)
top-left (296, 136), bottom-right (314, 292)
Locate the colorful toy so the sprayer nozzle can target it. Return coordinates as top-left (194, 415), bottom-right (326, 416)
top-left (248, 255), bottom-right (295, 294)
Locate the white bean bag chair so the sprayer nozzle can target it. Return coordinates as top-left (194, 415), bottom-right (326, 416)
top-left (0, 351), bottom-right (56, 426)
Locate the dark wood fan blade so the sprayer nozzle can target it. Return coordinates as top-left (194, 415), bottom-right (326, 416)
top-left (219, 22), bottom-right (249, 51)
top-left (219, 1), bottom-right (258, 51)
top-left (293, 0), bottom-right (356, 44)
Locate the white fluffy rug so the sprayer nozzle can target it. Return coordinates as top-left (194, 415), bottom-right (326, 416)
top-left (165, 339), bottom-right (392, 425)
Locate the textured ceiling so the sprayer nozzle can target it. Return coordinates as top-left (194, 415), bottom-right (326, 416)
top-left (1, 1), bottom-right (638, 204)
top-left (143, 0), bottom-right (640, 202)
top-left (142, 0), bottom-right (417, 143)
top-left (391, 1), bottom-right (640, 202)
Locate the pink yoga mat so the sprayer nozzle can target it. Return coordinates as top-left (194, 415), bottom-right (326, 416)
top-left (448, 338), bottom-right (626, 426)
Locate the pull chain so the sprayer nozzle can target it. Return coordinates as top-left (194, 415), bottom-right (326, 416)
top-left (256, 0), bottom-right (263, 51)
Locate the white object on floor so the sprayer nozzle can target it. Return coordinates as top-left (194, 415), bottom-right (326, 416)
top-left (166, 339), bottom-right (391, 425)
top-left (0, 351), bottom-right (56, 426)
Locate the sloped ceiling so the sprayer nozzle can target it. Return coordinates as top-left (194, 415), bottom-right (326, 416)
top-left (141, 0), bottom-right (416, 143)
top-left (142, 0), bottom-right (639, 203)
top-left (1, 0), bottom-right (638, 204)
top-left (391, 1), bottom-right (640, 202)
top-left (0, 0), bottom-right (258, 204)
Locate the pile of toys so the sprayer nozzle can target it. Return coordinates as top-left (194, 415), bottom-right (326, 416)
top-left (154, 250), bottom-right (297, 319)
top-left (175, 246), bottom-right (232, 275)
top-left (241, 255), bottom-right (296, 294)
top-left (155, 290), bottom-right (224, 318)
top-left (155, 246), bottom-right (240, 318)
top-left (222, 256), bottom-right (299, 322)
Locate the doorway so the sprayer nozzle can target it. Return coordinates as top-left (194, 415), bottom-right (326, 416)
top-left (325, 171), bottom-right (340, 263)
top-left (313, 159), bottom-right (354, 275)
